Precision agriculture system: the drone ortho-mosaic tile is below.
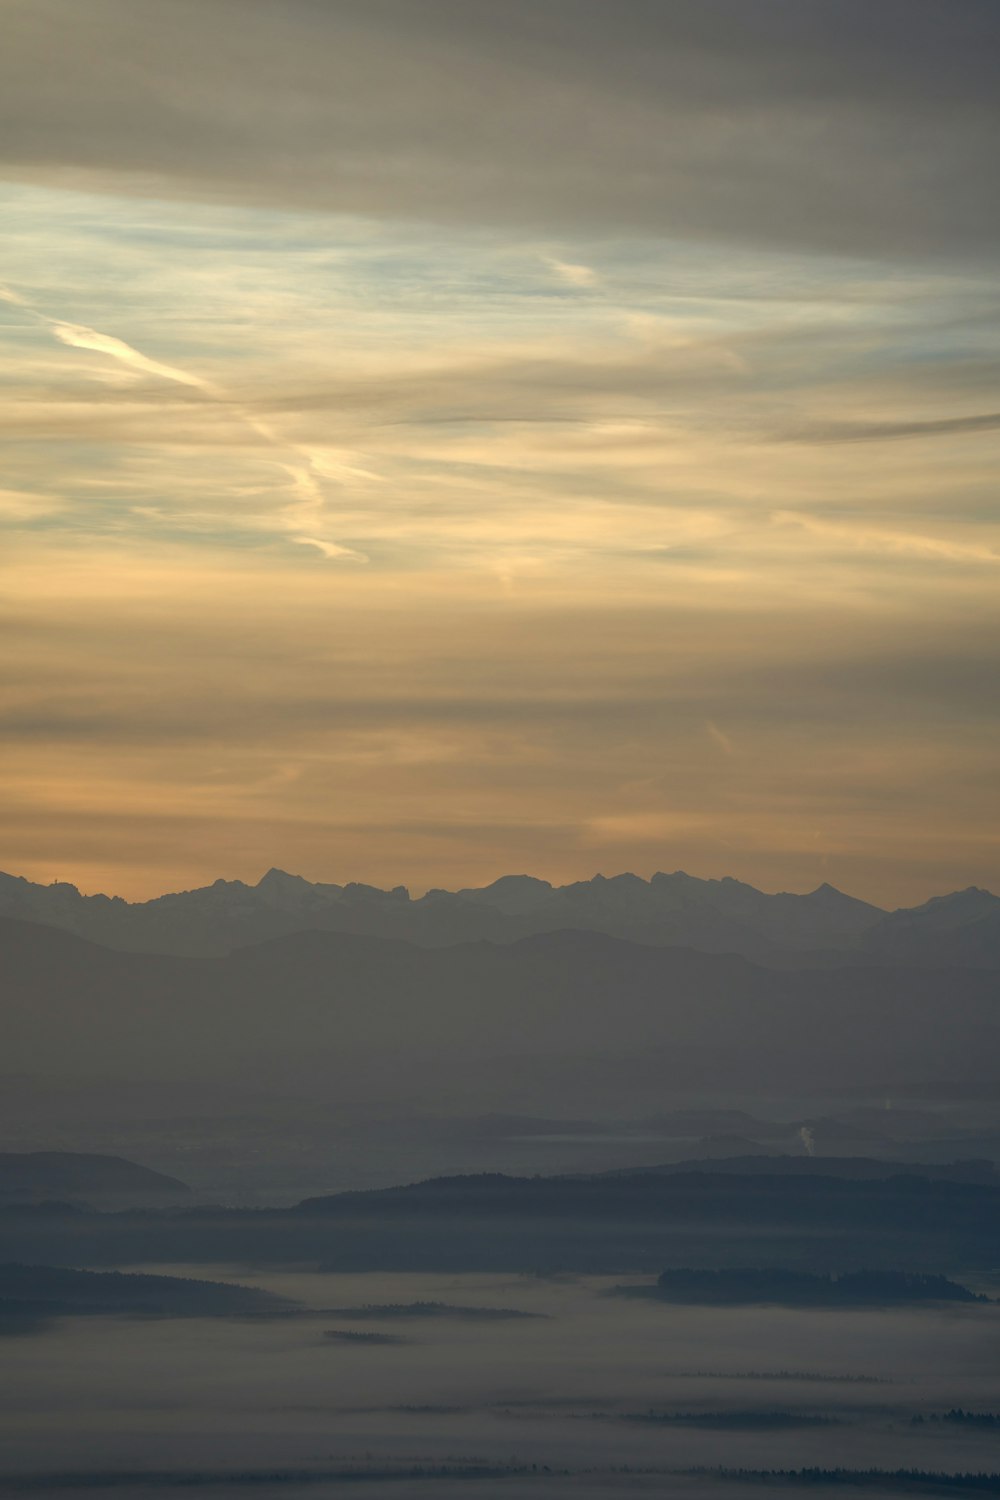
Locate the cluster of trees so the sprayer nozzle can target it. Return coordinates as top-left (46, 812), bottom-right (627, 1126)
top-left (686, 1468), bottom-right (1000, 1492)
top-left (913, 1411), bottom-right (1000, 1428)
top-left (622, 1409), bottom-right (838, 1429)
top-left (323, 1300), bottom-right (540, 1320)
top-left (675, 1369), bottom-right (883, 1383)
top-left (655, 1268), bottom-right (986, 1305)
top-left (10, 1463), bottom-right (569, 1489)
top-left (321, 1329), bottom-right (408, 1345)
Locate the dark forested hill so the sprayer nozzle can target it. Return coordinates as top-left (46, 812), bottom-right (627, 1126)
top-left (294, 1168), bottom-right (1000, 1234)
top-left (0, 1262), bottom-right (290, 1320)
top-left (4, 1167), bottom-right (1000, 1277)
top-left (0, 1152), bottom-right (189, 1203)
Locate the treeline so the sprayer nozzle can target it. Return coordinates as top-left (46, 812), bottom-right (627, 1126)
top-left (322, 1329), bottom-right (408, 1345)
top-left (0, 1462), bottom-right (570, 1490)
top-left (913, 1412), bottom-right (1000, 1429)
top-left (655, 1268), bottom-right (986, 1305)
top-left (673, 1369), bottom-right (884, 1383)
top-left (685, 1468), bottom-right (1000, 1493)
top-left (622, 1409), bottom-right (838, 1429)
top-left (320, 1300), bottom-right (542, 1320)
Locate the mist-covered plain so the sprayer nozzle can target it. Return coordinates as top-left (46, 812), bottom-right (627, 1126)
top-left (4, 1266), bottom-right (1000, 1497)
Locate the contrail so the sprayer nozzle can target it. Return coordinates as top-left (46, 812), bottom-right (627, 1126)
top-left (1, 282), bottom-right (369, 560)
top-left (52, 322), bottom-right (209, 390)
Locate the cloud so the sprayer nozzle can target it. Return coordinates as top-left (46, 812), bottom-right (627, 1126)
top-left (0, 488), bottom-right (65, 520)
top-left (774, 411), bottom-right (1000, 445)
top-left (3, 537), bottom-right (997, 905)
top-left (0, 0), bottom-right (998, 258)
top-left (3, 282), bottom-right (369, 559)
top-left (774, 511), bottom-right (1000, 567)
top-left (545, 257), bottom-right (599, 288)
top-left (1, 69), bottom-right (998, 912)
top-left (51, 321), bottom-right (209, 389)
top-left (294, 537), bottom-right (369, 562)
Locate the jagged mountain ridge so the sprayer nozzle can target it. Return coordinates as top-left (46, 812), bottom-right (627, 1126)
top-left (1, 865), bottom-right (996, 965)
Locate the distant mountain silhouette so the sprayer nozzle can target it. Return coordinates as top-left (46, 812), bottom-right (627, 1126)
top-left (0, 1152), bottom-right (189, 1204)
top-left (1, 865), bottom-right (997, 967)
top-left (859, 888), bottom-right (1000, 967)
top-left (1, 914), bottom-right (997, 1115)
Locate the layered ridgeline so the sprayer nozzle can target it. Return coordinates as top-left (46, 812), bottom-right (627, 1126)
top-left (0, 867), bottom-right (998, 966)
top-left (5, 1163), bottom-right (1000, 1277)
top-left (1, 915), bottom-right (998, 1111)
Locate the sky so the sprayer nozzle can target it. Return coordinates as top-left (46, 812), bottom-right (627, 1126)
top-left (1, 0), bottom-right (998, 906)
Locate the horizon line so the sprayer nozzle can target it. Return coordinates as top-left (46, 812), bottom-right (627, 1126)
top-left (2, 864), bottom-right (995, 913)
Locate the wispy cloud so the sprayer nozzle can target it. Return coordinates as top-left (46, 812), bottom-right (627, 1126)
top-left (294, 536), bottom-right (368, 562)
top-left (545, 256), bottom-right (599, 288)
top-left (774, 511), bottom-right (1000, 566)
top-left (774, 411), bottom-right (1000, 445)
top-left (51, 321), bottom-right (209, 389)
top-left (2, 279), bottom-right (369, 558)
top-left (1, 166), bottom-right (998, 904)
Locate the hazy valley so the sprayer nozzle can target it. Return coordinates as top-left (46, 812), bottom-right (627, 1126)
top-left (2, 868), bottom-right (1000, 1492)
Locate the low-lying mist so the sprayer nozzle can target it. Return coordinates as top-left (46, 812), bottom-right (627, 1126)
top-left (3, 1267), bottom-right (999, 1495)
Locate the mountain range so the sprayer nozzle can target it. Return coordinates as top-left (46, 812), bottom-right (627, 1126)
top-left (2, 913), bottom-right (998, 1116)
top-left (1, 867), bottom-right (998, 967)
